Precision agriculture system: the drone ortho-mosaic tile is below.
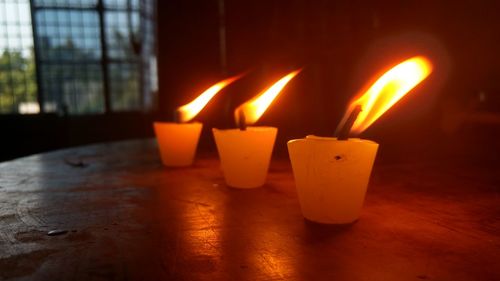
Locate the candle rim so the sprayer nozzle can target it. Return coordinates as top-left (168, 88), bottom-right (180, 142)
top-left (212, 126), bottom-right (277, 133)
top-left (287, 135), bottom-right (378, 145)
top-left (153, 121), bottom-right (203, 127)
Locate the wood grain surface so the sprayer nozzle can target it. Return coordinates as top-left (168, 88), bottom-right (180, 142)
top-left (0, 139), bottom-right (499, 281)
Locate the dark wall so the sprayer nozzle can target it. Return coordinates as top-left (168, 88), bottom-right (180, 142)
top-left (0, 113), bottom-right (155, 161)
top-left (157, 0), bottom-right (500, 161)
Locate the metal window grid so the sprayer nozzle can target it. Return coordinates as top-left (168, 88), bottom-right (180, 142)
top-left (0, 0), bottom-right (157, 114)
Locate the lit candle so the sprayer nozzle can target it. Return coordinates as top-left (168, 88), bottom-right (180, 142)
top-left (154, 75), bottom-right (241, 167)
top-left (213, 70), bottom-right (301, 188)
top-left (288, 56), bottom-right (433, 224)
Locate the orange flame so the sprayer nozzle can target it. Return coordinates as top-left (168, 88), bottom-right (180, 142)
top-left (235, 69), bottom-right (301, 126)
top-left (347, 56), bottom-right (433, 134)
top-left (177, 75), bottom-right (242, 123)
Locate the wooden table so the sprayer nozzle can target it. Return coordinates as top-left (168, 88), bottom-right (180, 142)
top-left (0, 139), bottom-right (499, 281)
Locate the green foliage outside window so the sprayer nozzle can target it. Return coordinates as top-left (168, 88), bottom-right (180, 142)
top-left (0, 50), bottom-right (38, 113)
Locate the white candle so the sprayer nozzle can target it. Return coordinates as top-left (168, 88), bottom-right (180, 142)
top-left (212, 127), bottom-right (277, 188)
top-left (288, 135), bottom-right (378, 224)
top-left (154, 122), bottom-right (202, 167)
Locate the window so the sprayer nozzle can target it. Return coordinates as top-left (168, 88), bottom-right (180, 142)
top-left (0, 0), bottom-right (157, 115)
top-left (35, 5), bottom-right (104, 113)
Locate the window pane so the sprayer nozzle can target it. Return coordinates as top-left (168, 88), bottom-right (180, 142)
top-left (0, 0), bottom-right (38, 114)
top-left (27, 0), bottom-right (157, 114)
top-left (105, 11), bottom-right (135, 60)
top-left (104, 0), bottom-right (139, 10)
top-left (109, 62), bottom-right (140, 111)
top-left (34, 0), bottom-right (97, 8)
top-left (39, 62), bottom-right (105, 114)
top-left (35, 7), bottom-right (103, 113)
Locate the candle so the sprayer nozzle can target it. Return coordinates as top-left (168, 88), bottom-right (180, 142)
top-left (288, 136), bottom-right (378, 223)
top-left (154, 122), bottom-right (203, 167)
top-left (288, 56), bottom-right (433, 224)
top-left (212, 127), bottom-right (277, 188)
top-left (213, 70), bottom-right (301, 188)
top-left (154, 75), bottom-right (241, 167)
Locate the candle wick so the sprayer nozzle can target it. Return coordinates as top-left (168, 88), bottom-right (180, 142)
top-left (173, 109), bottom-right (182, 123)
top-left (238, 110), bottom-right (247, 131)
top-left (336, 105), bottom-right (362, 140)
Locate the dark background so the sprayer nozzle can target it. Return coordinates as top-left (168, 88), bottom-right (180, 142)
top-left (158, 0), bottom-right (500, 164)
top-left (2, 0), bottom-right (500, 163)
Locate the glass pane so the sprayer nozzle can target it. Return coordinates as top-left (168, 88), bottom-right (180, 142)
top-left (105, 11), bottom-right (140, 60)
top-left (109, 62), bottom-right (140, 111)
top-left (104, 0), bottom-right (139, 10)
top-left (35, 6), bottom-right (103, 114)
top-left (0, 0), bottom-right (38, 114)
top-left (30, 0), bottom-right (157, 114)
top-left (40, 62), bottom-right (104, 114)
top-left (34, 0), bottom-right (97, 8)
top-left (139, 0), bottom-right (157, 110)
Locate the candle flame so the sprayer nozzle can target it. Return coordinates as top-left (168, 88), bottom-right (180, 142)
top-left (235, 69), bottom-right (301, 126)
top-left (177, 75), bottom-right (242, 123)
top-left (347, 56), bottom-right (432, 134)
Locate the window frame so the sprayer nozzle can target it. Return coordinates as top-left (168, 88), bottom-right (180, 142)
top-left (21, 0), bottom-right (157, 115)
